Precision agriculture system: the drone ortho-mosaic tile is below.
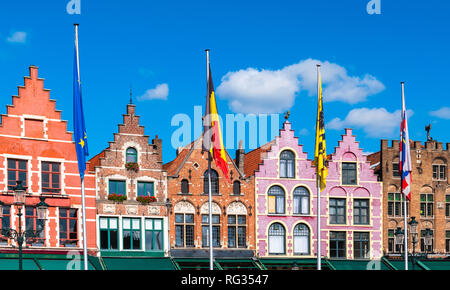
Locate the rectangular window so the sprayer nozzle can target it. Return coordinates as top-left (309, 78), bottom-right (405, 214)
top-left (202, 214), bottom-right (221, 248)
top-left (329, 198), bottom-right (346, 224)
top-left (329, 231), bottom-right (346, 259)
top-left (145, 218), bottom-right (163, 251)
top-left (388, 230), bottom-right (395, 253)
top-left (446, 231), bottom-right (450, 253)
top-left (420, 194), bottom-right (434, 217)
top-left (138, 182), bottom-right (154, 197)
top-left (0, 205), bottom-right (11, 245)
top-left (175, 214), bottom-right (194, 247)
top-left (342, 162), bottom-right (357, 185)
top-left (59, 208), bottom-right (78, 247)
top-left (99, 217), bottom-right (119, 250)
top-left (433, 165), bottom-right (447, 181)
top-left (392, 163), bottom-right (400, 178)
top-left (41, 162), bottom-right (61, 193)
top-left (388, 193), bottom-right (408, 217)
top-left (227, 215), bottom-right (246, 248)
top-left (353, 199), bottom-right (370, 225)
top-left (123, 218), bottom-right (141, 250)
top-left (25, 207), bottom-right (45, 246)
top-left (109, 180), bottom-right (126, 196)
top-left (353, 232), bottom-right (370, 259)
top-left (7, 159), bottom-right (27, 190)
top-left (446, 195), bottom-right (450, 217)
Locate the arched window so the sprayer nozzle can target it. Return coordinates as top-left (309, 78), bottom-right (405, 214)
top-left (268, 186), bottom-right (285, 214)
top-left (280, 150), bottom-right (295, 178)
top-left (268, 223), bottom-right (285, 255)
top-left (293, 224), bottom-right (310, 255)
top-left (126, 148), bottom-right (138, 163)
top-left (181, 179), bottom-right (189, 194)
top-left (204, 169), bottom-right (219, 195)
top-left (233, 181), bottom-right (241, 195)
top-left (293, 186), bottom-right (310, 215)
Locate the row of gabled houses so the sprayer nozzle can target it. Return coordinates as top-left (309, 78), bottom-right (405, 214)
top-left (0, 66), bottom-right (448, 270)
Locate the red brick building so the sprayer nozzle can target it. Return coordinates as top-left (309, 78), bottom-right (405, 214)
top-left (89, 103), bottom-right (169, 257)
top-left (0, 66), bottom-right (96, 254)
top-left (164, 137), bottom-right (255, 261)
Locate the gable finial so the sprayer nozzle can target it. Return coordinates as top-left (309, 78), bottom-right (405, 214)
top-left (425, 124), bottom-right (432, 141)
top-left (284, 111), bottom-right (290, 121)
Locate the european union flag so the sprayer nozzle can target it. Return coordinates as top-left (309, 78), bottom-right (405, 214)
top-left (73, 24), bottom-right (88, 180)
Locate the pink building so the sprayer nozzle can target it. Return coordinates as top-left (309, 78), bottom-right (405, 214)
top-left (249, 121), bottom-right (382, 262)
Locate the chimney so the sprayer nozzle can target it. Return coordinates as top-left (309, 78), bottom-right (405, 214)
top-left (235, 140), bottom-right (245, 173)
top-left (152, 135), bottom-right (162, 163)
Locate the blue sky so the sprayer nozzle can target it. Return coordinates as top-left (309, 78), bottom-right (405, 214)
top-left (0, 0), bottom-right (449, 163)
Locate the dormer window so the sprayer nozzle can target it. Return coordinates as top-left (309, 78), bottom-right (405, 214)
top-left (126, 148), bottom-right (138, 163)
top-left (280, 150), bottom-right (295, 178)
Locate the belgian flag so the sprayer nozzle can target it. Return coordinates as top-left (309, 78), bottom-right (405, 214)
top-left (203, 62), bottom-right (230, 183)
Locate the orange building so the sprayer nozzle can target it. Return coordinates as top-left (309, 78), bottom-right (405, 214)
top-left (0, 66), bottom-right (96, 255)
top-left (164, 137), bottom-right (255, 265)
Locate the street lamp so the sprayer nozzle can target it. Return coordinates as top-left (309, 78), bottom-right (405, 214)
top-left (408, 216), bottom-right (418, 270)
top-left (1, 181), bottom-right (49, 270)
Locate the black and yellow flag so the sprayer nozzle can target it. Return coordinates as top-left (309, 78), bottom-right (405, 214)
top-left (314, 65), bottom-right (327, 191)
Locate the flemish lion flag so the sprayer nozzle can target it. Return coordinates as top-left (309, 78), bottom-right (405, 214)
top-left (204, 65), bottom-right (230, 182)
top-left (314, 66), bottom-right (327, 191)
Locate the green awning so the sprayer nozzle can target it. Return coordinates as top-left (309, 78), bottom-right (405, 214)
top-left (419, 260), bottom-right (450, 270)
top-left (37, 258), bottom-right (97, 270)
top-left (215, 259), bottom-right (262, 270)
top-left (102, 257), bottom-right (176, 270)
top-left (387, 260), bottom-right (422, 270)
top-left (328, 260), bottom-right (391, 270)
top-left (0, 258), bottom-right (40, 270)
top-left (173, 258), bottom-right (221, 270)
top-left (259, 258), bottom-right (326, 270)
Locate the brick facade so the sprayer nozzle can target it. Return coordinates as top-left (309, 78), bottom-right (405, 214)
top-left (89, 103), bottom-right (169, 256)
top-left (0, 66), bottom-right (96, 253)
top-left (164, 137), bottom-right (255, 258)
top-left (374, 139), bottom-right (450, 257)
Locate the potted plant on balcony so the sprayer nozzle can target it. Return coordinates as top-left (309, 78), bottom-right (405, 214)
top-left (136, 196), bottom-right (157, 204)
top-left (125, 162), bottom-right (139, 172)
top-left (107, 193), bottom-right (127, 202)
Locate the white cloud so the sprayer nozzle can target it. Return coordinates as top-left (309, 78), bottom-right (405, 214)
top-left (6, 31), bottom-right (27, 44)
top-left (327, 107), bottom-right (414, 138)
top-left (298, 128), bottom-right (309, 136)
top-left (430, 107), bottom-right (450, 120)
top-left (137, 83), bottom-right (169, 101)
top-left (216, 58), bottom-right (385, 114)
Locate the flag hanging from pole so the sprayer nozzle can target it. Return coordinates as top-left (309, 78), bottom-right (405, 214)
top-left (314, 65), bottom-right (327, 191)
top-left (73, 24), bottom-right (89, 179)
top-left (399, 83), bottom-right (412, 200)
top-left (204, 64), bottom-right (230, 182)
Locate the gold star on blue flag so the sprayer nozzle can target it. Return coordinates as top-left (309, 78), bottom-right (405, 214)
top-left (73, 24), bottom-right (89, 180)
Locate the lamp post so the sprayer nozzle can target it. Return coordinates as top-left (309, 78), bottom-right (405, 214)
top-left (165, 198), bottom-right (172, 252)
top-left (0, 181), bottom-right (49, 270)
top-left (408, 217), bottom-right (418, 270)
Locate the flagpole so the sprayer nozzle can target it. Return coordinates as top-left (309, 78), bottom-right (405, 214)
top-left (316, 64), bottom-right (322, 271)
top-left (75, 23), bottom-right (88, 270)
top-left (206, 49), bottom-right (214, 271)
top-left (401, 82), bottom-right (408, 270)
